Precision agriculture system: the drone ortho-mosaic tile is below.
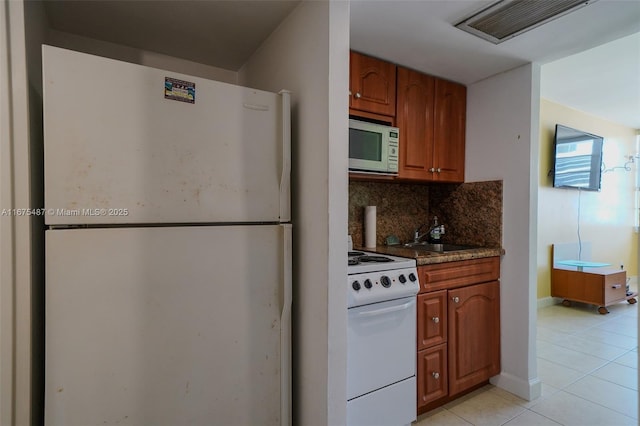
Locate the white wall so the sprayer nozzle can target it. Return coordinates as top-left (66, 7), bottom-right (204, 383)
top-left (466, 63), bottom-right (542, 401)
top-left (47, 30), bottom-right (238, 84)
top-left (1, 1), bottom-right (38, 424)
top-left (239, 1), bottom-right (350, 425)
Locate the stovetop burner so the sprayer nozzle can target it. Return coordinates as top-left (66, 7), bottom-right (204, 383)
top-left (348, 252), bottom-right (394, 266)
top-left (358, 255), bottom-right (393, 263)
top-left (348, 250), bottom-right (416, 274)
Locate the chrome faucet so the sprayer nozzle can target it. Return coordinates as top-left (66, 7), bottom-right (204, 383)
top-left (414, 216), bottom-right (445, 243)
top-left (413, 224), bottom-right (429, 243)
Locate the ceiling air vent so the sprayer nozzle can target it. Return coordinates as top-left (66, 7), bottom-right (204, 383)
top-left (455, 0), bottom-right (599, 44)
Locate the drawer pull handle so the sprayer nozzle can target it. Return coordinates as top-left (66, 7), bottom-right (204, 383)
top-left (612, 284), bottom-right (622, 289)
top-left (452, 296), bottom-right (460, 303)
top-left (432, 316), bottom-right (440, 323)
top-left (432, 372), bottom-right (440, 379)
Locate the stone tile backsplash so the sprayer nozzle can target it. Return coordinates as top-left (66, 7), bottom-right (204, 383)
top-left (349, 180), bottom-right (502, 249)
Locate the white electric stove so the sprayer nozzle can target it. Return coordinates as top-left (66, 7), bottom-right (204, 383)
top-left (348, 250), bottom-right (419, 307)
top-left (347, 250), bottom-right (419, 426)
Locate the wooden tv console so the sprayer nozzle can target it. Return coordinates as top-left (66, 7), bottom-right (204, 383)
top-left (551, 265), bottom-right (637, 314)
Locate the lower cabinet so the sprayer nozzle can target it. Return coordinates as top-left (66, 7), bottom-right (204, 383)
top-left (448, 281), bottom-right (500, 396)
top-left (416, 258), bottom-right (500, 413)
top-left (417, 343), bottom-right (448, 406)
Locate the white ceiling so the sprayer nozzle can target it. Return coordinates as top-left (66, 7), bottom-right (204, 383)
top-left (541, 32), bottom-right (640, 129)
top-left (350, 0), bottom-right (640, 129)
top-left (42, 0), bottom-right (640, 129)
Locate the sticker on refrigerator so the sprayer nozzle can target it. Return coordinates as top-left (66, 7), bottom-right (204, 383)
top-left (164, 77), bottom-right (195, 104)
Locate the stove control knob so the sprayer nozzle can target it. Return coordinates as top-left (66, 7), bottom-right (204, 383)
top-left (398, 274), bottom-right (407, 284)
top-left (364, 279), bottom-right (373, 289)
top-left (409, 273), bottom-right (417, 282)
top-left (381, 276), bottom-right (391, 288)
top-left (352, 281), bottom-right (361, 291)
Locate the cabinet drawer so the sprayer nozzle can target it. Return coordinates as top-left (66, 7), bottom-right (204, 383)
top-left (604, 272), bottom-right (627, 305)
top-left (417, 290), bottom-right (447, 350)
top-left (419, 257), bottom-right (500, 293)
top-left (417, 344), bottom-right (448, 408)
top-left (551, 269), bottom-right (627, 306)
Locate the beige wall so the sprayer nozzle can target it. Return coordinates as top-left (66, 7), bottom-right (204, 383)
top-left (537, 98), bottom-right (638, 299)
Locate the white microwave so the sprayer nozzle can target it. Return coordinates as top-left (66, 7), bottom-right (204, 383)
top-left (348, 119), bottom-right (399, 175)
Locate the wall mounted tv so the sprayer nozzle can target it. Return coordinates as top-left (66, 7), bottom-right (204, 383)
top-left (552, 124), bottom-right (604, 192)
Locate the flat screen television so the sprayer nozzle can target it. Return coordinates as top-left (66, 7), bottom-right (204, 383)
top-left (552, 124), bottom-right (604, 191)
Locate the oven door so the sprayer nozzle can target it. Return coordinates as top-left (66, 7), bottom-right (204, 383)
top-left (347, 296), bottom-right (417, 400)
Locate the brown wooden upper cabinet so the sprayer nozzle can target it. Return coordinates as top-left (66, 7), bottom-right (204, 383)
top-left (397, 67), bottom-right (466, 183)
top-left (349, 51), bottom-right (396, 119)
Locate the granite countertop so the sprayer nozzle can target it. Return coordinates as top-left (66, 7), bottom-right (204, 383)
top-left (356, 245), bottom-right (505, 266)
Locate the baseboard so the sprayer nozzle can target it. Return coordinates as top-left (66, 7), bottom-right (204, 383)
top-left (490, 372), bottom-right (542, 401)
top-left (537, 296), bottom-right (561, 309)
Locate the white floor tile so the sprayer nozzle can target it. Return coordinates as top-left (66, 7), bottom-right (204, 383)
top-left (445, 390), bottom-right (527, 426)
top-left (605, 301), bottom-right (639, 317)
top-left (536, 357), bottom-right (584, 389)
top-left (414, 407), bottom-right (472, 425)
top-left (536, 326), bottom-right (571, 344)
top-left (591, 361), bottom-right (638, 390)
top-left (540, 317), bottom-right (600, 334)
top-left (502, 410), bottom-right (561, 426)
top-left (596, 317), bottom-right (639, 338)
top-left (546, 333), bottom-right (629, 361)
top-left (537, 342), bottom-right (609, 373)
top-left (529, 390), bottom-right (637, 426)
top-left (487, 386), bottom-right (532, 408)
top-left (576, 327), bottom-right (638, 350)
top-left (564, 374), bottom-right (638, 419)
top-left (538, 382), bottom-right (561, 400)
top-left (614, 351), bottom-right (638, 369)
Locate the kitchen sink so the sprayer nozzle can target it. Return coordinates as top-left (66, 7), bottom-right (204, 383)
top-left (403, 242), bottom-right (480, 252)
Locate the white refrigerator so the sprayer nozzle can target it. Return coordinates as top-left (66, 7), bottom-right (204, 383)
top-left (43, 46), bottom-right (291, 426)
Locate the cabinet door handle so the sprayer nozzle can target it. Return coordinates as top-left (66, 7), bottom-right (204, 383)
top-left (354, 92), bottom-right (362, 99)
top-left (432, 372), bottom-right (440, 379)
top-left (452, 296), bottom-right (460, 303)
top-left (432, 316), bottom-right (439, 323)
top-left (437, 168), bottom-right (441, 173)
top-left (612, 284), bottom-right (622, 289)
top-left (429, 167), bottom-right (436, 172)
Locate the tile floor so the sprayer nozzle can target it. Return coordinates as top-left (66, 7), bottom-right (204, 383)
top-left (415, 295), bottom-right (638, 425)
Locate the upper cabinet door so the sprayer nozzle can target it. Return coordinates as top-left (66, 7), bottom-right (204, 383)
top-left (396, 67), bottom-right (435, 181)
top-left (434, 79), bottom-right (466, 183)
top-left (397, 66), bottom-right (466, 183)
top-left (349, 51), bottom-right (396, 117)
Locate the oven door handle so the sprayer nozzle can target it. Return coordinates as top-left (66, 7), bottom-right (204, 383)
top-left (356, 299), bottom-right (415, 317)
